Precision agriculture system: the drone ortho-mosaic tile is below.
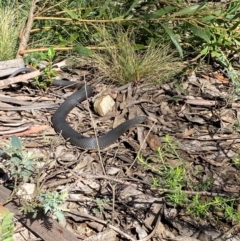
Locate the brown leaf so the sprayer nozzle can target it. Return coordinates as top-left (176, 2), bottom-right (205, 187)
top-left (145, 132), bottom-right (161, 151)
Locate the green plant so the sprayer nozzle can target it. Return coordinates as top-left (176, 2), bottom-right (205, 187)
top-left (138, 135), bottom-right (187, 206)
top-left (24, 1), bottom-right (239, 78)
top-left (1, 136), bottom-right (68, 223)
top-left (88, 26), bottom-right (183, 85)
top-left (187, 195), bottom-right (240, 222)
top-left (34, 47), bottom-right (58, 88)
top-left (138, 135), bottom-right (240, 222)
top-left (1, 136), bottom-right (38, 183)
top-left (92, 196), bottom-right (110, 217)
top-left (0, 204), bottom-right (14, 241)
top-left (17, 190), bottom-right (68, 223)
top-left (37, 190), bottom-right (68, 222)
top-left (166, 189), bottom-right (188, 207)
top-left (186, 194), bottom-right (210, 218)
top-left (164, 165), bottom-right (185, 190)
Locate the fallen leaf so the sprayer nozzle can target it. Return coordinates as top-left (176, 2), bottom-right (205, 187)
top-left (3, 125), bottom-right (51, 137)
top-left (145, 131), bottom-right (161, 151)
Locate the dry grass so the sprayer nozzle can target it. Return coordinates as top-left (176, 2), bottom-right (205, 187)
top-left (89, 27), bottom-right (184, 85)
top-left (0, 6), bottom-right (23, 61)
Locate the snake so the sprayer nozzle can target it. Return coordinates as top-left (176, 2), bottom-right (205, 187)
top-left (9, 68), bottom-right (147, 150)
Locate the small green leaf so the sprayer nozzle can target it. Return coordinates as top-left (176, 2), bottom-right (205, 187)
top-left (73, 45), bottom-right (93, 56)
top-left (201, 15), bottom-right (216, 22)
top-left (64, 8), bottom-right (78, 20)
top-left (161, 24), bottom-right (183, 58)
top-left (11, 136), bottom-right (22, 149)
top-left (47, 47), bottom-right (55, 59)
top-left (69, 33), bottom-right (79, 42)
top-left (200, 46), bottom-right (209, 55)
top-left (54, 210), bottom-right (65, 222)
top-left (39, 52), bottom-right (48, 61)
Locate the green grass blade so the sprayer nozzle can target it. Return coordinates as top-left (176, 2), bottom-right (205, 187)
top-left (64, 8), bottom-right (78, 20)
top-left (187, 23), bottom-right (211, 43)
top-left (161, 23), bottom-right (183, 58)
top-left (171, 4), bottom-right (205, 17)
top-left (98, 0), bottom-right (110, 18)
top-left (125, 0), bottom-right (140, 15)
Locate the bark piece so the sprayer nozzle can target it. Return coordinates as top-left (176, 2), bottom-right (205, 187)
top-left (0, 59), bottom-right (25, 77)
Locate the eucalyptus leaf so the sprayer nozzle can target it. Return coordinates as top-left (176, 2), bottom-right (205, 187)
top-left (187, 23), bottom-right (211, 43)
top-left (171, 4), bottom-right (205, 17)
top-left (201, 15), bottom-right (216, 22)
top-left (150, 5), bottom-right (176, 18)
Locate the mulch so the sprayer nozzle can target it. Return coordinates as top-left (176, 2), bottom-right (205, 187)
top-left (0, 64), bottom-right (240, 241)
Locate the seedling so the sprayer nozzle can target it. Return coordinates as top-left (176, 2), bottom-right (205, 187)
top-left (35, 47), bottom-right (58, 88)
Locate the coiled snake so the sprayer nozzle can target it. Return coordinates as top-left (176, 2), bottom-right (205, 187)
top-left (10, 68), bottom-right (146, 150)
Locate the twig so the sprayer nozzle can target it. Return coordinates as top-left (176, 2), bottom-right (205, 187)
top-left (83, 76), bottom-right (106, 175)
top-left (0, 103), bottom-right (57, 111)
top-left (127, 119), bottom-right (156, 172)
top-left (0, 70), bottom-right (41, 88)
top-left (18, 46), bottom-right (116, 55)
top-left (67, 209), bottom-right (161, 241)
top-left (0, 122), bottom-right (33, 135)
top-left (16, 0), bottom-right (40, 58)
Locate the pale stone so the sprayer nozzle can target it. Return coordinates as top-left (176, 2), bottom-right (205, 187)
top-left (94, 95), bottom-right (115, 116)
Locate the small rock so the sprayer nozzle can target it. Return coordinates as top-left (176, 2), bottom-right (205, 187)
top-left (94, 95), bottom-right (115, 116)
top-left (16, 183), bottom-right (35, 200)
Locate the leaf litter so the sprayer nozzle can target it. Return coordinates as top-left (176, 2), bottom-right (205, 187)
top-left (0, 65), bottom-right (240, 241)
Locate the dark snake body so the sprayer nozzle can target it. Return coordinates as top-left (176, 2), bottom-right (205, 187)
top-left (9, 68), bottom-right (146, 150)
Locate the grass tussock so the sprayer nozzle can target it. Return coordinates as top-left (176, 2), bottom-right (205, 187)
top-left (0, 6), bottom-right (23, 61)
top-left (89, 27), bottom-right (184, 85)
